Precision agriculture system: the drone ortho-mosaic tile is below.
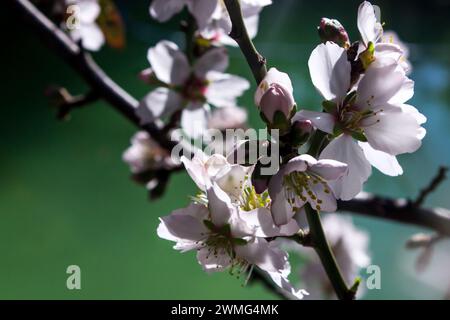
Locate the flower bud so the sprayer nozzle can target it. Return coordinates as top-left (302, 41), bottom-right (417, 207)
top-left (259, 83), bottom-right (295, 123)
top-left (139, 68), bottom-right (160, 85)
top-left (255, 68), bottom-right (295, 126)
top-left (291, 119), bottom-right (313, 146)
top-left (318, 18), bottom-right (350, 48)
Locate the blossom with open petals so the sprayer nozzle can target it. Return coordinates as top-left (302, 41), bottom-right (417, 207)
top-left (137, 41), bottom-right (249, 138)
top-left (297, 42), bottom-right (425, 200)
top-left (268, 154), bottom-right (347, 228)
top-left (65, 0), bottom-right (105, 51)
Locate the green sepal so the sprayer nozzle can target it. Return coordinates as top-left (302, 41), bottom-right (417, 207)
top-left (350, 276), bottom-right (362, 294)
top-left (231, 238), bottom-right (248, 246)
top-left (322, 100), bottom-right (337, 113)
top-left (359, 41), bottom-right (376, 70)
top-left (343, 91), bottom-right (357, 107)
top-left (350, 130), bottom-right (368, 142)
top-left (203, 220), bottom-right (216, 231)
top-left (333, 123), bottom-right (344, 137)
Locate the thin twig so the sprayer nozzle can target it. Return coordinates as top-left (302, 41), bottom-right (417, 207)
top-left (338, 192), bottom-right (450, 236)
top-left (223, 0), bottom-right (267, 84)
top-left (414, 166), bottom-right (449, 207)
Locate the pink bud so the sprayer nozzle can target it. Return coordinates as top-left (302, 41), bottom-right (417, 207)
top-left (259, 83), bottom-right (295, 123)
top-left (293, 119), bottom-right (313, 135)
top-left (139, 68), bottom-right (156, 84)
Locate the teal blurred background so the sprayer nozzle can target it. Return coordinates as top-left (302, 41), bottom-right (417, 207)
top-left (1, 0), bottom-right (450, 299)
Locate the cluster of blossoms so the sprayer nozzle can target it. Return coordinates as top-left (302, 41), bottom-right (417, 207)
top-left (121, 1), bottom-right (425, 299)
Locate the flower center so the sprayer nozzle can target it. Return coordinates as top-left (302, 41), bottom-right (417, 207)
top-left (283, 171), bottom-right (331, 211)
top-left (181, 75), bottom-right (208, 102)
top-left (240, 186), bottom-right (270, 211)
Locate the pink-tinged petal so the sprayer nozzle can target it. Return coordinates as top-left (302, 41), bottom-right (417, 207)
top-left (157, 204), bottom-right (208, 244)
top-left (309, 159), bottom-right (348, 181)
top-left (149, 0), bottom-right (186, 22)
top-left (197, 247), bottom-right (231, 272)
top-left (137, 88), bottom-right (182, 124)
top-left (356, 63), bottom-right (408, 109)
top-left (320, 135), bottom-right (371, 201)
top-left (401, 104), bottom-right (427, 125)
top-left (239, 208), bottom-right (299, 237)
top-left (308, 181), bottom-right (337, 212)
top-left (389, 77), bottom-right (414, 105)
top-left (308, 42), bottom-right (351, 102)
top-left (181, 153), bottom-right (208, 190)
top-left (205, 72), bottom-right (250, 107)
top-left (268, 171), bottom-right (294, 226)
top-left (187, 0), bottom-right (218, 30)
top-left (359, 142), bottom-right (403, 176)
top-left (148, 40), bottom-right (190, 85)
top-left (292, 110), bottom-right (335, 134)
top-left (255, 68), bottom-right (293, 105)
top-left (194, 47), bottom-right (229, 79)
top-left (362, 105), bottom-right (425, 155)
top-left (235, 238), bottom-right (287, 273)
top-left (215, 164), bottom-right (248, 199)
top-left (206, 182), bottom-right (232, 227)
top-left (357, 1), bottom-right (383, 46)
top-left (181, 104), bottom-right (209, 139)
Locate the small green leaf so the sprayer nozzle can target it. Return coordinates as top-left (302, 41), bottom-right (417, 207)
top-left (322, 100), bottom-right (337, 113)
top-left (351, 130), bottom-right (368, 142)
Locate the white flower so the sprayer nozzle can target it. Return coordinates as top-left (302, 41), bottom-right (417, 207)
top-left (122, 131), bottom-right (176, 174)
top-left (297, 214), bottom-right (371, 299)
top-left (200, 0), bottom-right (272, 46)
top-left (137, 41), bottom-right (249, 138)
top-left (357, 1), bottom-right (411, 74)
top-left (298, 42), bottom-right (425, 200)
top-left (208, 105), bottom-right (248, 130)
top-left (149, 0), bottom-right (271, 45)
top-left (157, 180), bottom-right (307, 299)
top-left (65, 0), bottom-right (105, 51)
top-left (149, 0), bottom-right (217, 30)
top-left (254, 68), bottom-right (295, 123)
top-left (268, 154), bottom-right (348, 228)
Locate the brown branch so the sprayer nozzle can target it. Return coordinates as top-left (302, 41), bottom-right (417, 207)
top-left (7, 0), bottom-right (177, 151)
top-left (414, 166), bottom-right (448, 207)
top-left (338, 192), bottom-right (450, 236)
top-left (223, 0), bottom-right (267, 84)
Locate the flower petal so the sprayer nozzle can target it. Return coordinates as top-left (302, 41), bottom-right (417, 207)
top-left (187, 0), bottom-right (218, 30)
top-left (157, 203), bottom-right (208, 245)
top-left (292, 110), bottom-right (335, 134)
top-left (320, 135), bottom-right (371, 201)
top-left (308, 42), bottom-right (351, 102)
top-left (362, 105), bottom-right (425, 155)
top-left (149, 0), bottom-right (186, 22)
top-left (181, 104), bottom-right (209, 139)
top-left (358, 142), bottom-right (403, 176)
top-left (205, 72), bottom-right (250, 107)
top-left (206, 182), bottom-right (232, 227)
top-left (357, 1), bottom-right (383, 46)
top-left (194, 47), bottom-right (229, 79)
top-left (197, 247), bottom-right (231, 272)
top-left (309, 159), bottom-right (348, 181)
top-left (235, 238), bottom-right (287, 273)
top-left (137, 88), bottom-right (182, 124)
top-left (148, 40), bottom-right (190, 85)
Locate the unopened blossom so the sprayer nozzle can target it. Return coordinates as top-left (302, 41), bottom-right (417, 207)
top-left (65, 0), bottom-right (105, 51)
top-left (295, 214), bottom-right (371, 299)
top-left (137, 40), bottom-right (249, 138)
top-left (268, 154), bottom-right (347, 228)
top-left (158, 179), bottom-right (307, 299)
top-left (298, 42), bottom-right (425, 200)
top-left (318, 18), bottom-right (350, 48)
top-left (255, 68), bottom-right (295, 124)
top-left (122, 131), bottom-right (176, 174)
top-left (149, 0), bottom-right (271, 45)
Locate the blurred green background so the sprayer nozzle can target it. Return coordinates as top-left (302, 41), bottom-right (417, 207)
top-left (1, 0), bottom-right (449, 299)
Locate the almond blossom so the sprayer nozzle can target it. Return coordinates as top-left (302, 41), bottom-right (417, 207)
top-left (149, 0), bottom-right (271, 46)
top-left (137, 40), bottom-right (249, 138)
top-left (357, 1), bottom-right (411, 75)
top-left (297, 41), bottom-right (425, 200)
top-left (158, 158), bottom-right (307, 298)
top-left (268, 154), bottom-right (348, 228)
top-left (65, 0), bottom-right (105, 51)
